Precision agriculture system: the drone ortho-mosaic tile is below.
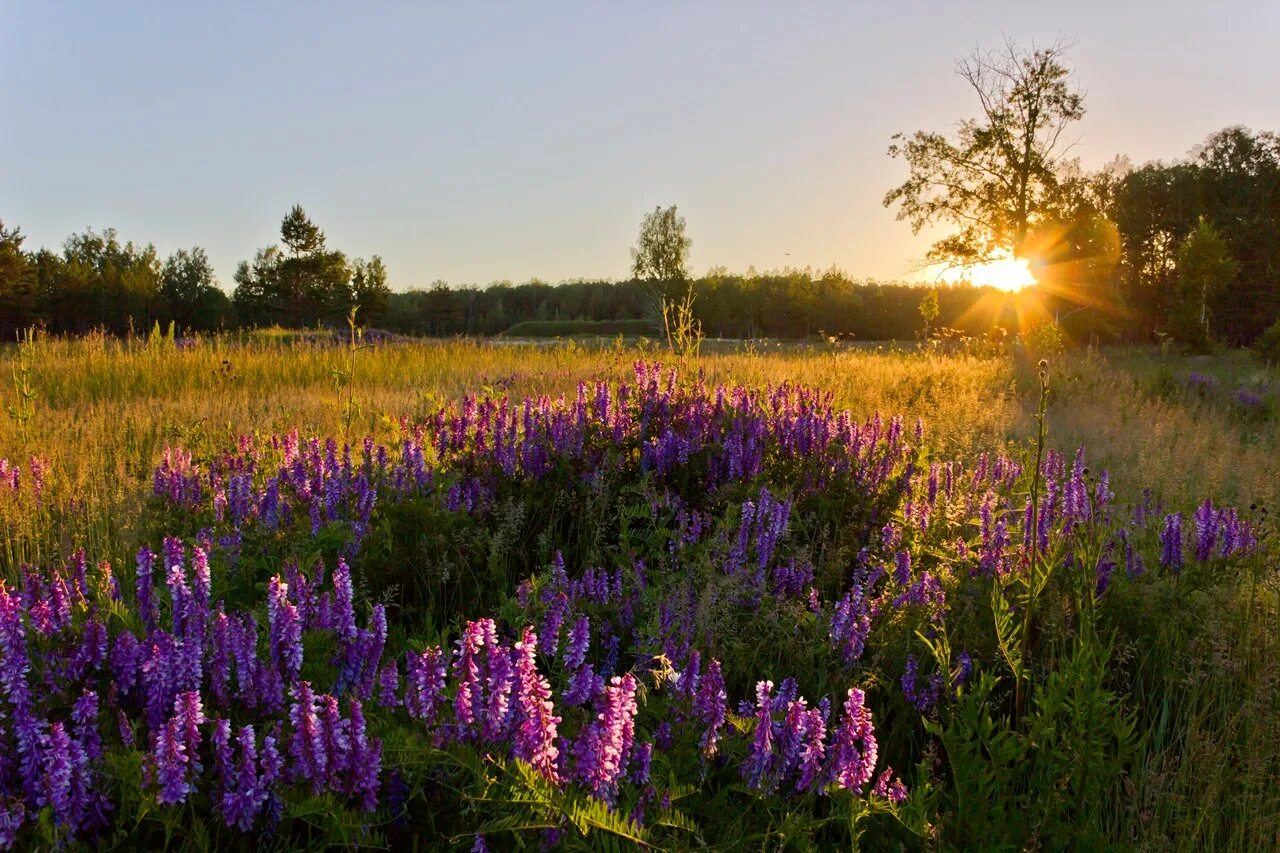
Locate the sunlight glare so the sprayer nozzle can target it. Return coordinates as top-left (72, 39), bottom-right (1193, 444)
top-left (939, 254), bottom-right (1037, 292)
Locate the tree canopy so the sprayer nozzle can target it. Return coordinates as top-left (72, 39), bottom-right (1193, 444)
top-left (1105, 127), bottom-right (1280, 344)
top-left (884, 39), bottom-right (1086, 269)
top-left (161, 247), bottom-right (227, 331)
top-left (631, 206), bottom-right (691, 283)
top-left (232, 205), bottom-right (389, 328)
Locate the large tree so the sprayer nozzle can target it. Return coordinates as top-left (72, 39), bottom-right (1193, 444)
top-left (351, 255), bottom-right (391, 325)
top-left (1193, 127), bottom-right (1280, 343)
top-left (1171, 217), bottom-right (1238, 348)
top-left (631, 205), bottom-right (691, 283)
top-left (0, 221), bottom-right (36, 337)
top-left (233, 206), bottom-right (352, 327)
top-left (884, 39), bottom-right (1086, 269)
top-left (161, 247), bottom-right (228, 332)
top-left (1105, 160), bottom-right (1199, 332)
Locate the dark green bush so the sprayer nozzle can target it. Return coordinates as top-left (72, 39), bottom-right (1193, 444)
top-left (1253, 317), bottom-right (1280, 364)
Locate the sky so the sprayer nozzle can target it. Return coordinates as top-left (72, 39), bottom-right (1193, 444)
top-left (3, 1), bottom-right (1279, 291)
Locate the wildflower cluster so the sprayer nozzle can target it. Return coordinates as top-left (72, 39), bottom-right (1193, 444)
top-left (0, 363), bottom-right (1261, 848)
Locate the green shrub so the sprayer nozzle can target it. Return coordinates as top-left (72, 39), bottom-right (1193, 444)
top-left (1024, 322), bottom-right (1065, 355)
top-left (1253, 317), bottom-right (1280, 364)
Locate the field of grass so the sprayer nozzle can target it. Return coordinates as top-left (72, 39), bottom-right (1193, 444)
top-left (5, 335), bottom-right (1275, 559)
top-left (0, 333), bottom-right (1275, 849)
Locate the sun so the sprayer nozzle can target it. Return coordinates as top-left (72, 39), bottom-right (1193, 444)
top-left (937, 254), bottom-right (1038, 292)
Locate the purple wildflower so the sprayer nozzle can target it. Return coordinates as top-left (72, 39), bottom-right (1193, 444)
top-left (222, 726), bottom-right (266, 831)
top-left (0, 800), bottom-right (24, 849)
top-left (43, 723), bottom-right (77, 827)
top-left (563, 664), bottom-right (605, 706)
top-left (693, 658), bottom-right (727, 758)
top-left (289, 681), bottom-right (327, 793)
top-left (573, 673), bottom-right (638, 805)
top-left (404, 647), bottom-right (447, 726)
top-left (135, 546), bottom-right (158, 633)
top-left (174, 691), bottom-right (206, 776)
top-left (332, 559), bottom-right (357, 642)
top-left (452, 621), bottom-right (487, 733)
top-left (1194, 499), bottom-right (1219, 562)
top-left (826, 688), bottom-right (878, 793)
top-left (1160, 513), bottom-right (1184, 572)
top-left (72, 689), bottom-right (102, 762)
top-left (267, 576), bottom-right (303, 682)
top-left (377, 660), bottom-right (401, 708)
top-left (346, 699), bottom-right (382, 810)
top-left (872, 767), bottom-right (908, 803)
top-left (511, 627), bottom-right (561, 782)
top-left (540, 592), bottom-right (570, 657)
top-left (831, 585), bottom-right (872, 664)
top-left (317, 694), bottom-right (350, 790)
top-left (901, 655), bottom-right (942, 712)
top-left (1096, 557), bottom-right (1116, 597)
top-left (742, 681), bottom-right (776, 791)
top-left (563, 615), bottom-right (590, 671)
top-left (480, 634), bottom-right (515, 743)
top-left (630, 741), bottom-right (653, 785)
top-left (952, 652), bottom-right (973, 691)
top-left (212, 717), bottom-right (234, 789)
top-left (154, 718), bottom-right (191, 804)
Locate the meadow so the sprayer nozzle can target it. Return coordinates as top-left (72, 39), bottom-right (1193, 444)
top-left (0, 332), bottom-right (1276, 850)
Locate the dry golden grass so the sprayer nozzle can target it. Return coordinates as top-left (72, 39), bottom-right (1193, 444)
top-left (0, 334), bottom-right (1274, 568)
top-left (1044, 348), bottom-right (1279, 509)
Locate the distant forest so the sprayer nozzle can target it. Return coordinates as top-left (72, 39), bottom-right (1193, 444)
top-left (1, 124), bottom-right (1277, 346)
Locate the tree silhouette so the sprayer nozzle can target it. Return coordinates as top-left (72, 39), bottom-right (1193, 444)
top-left (884, 39), bottom-right (1085, 269)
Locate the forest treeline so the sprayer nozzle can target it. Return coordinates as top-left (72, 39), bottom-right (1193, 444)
top-left (0, 125), bottom-right (1277, 346)
top-left (381, 273), bottom-right (1019, 341)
